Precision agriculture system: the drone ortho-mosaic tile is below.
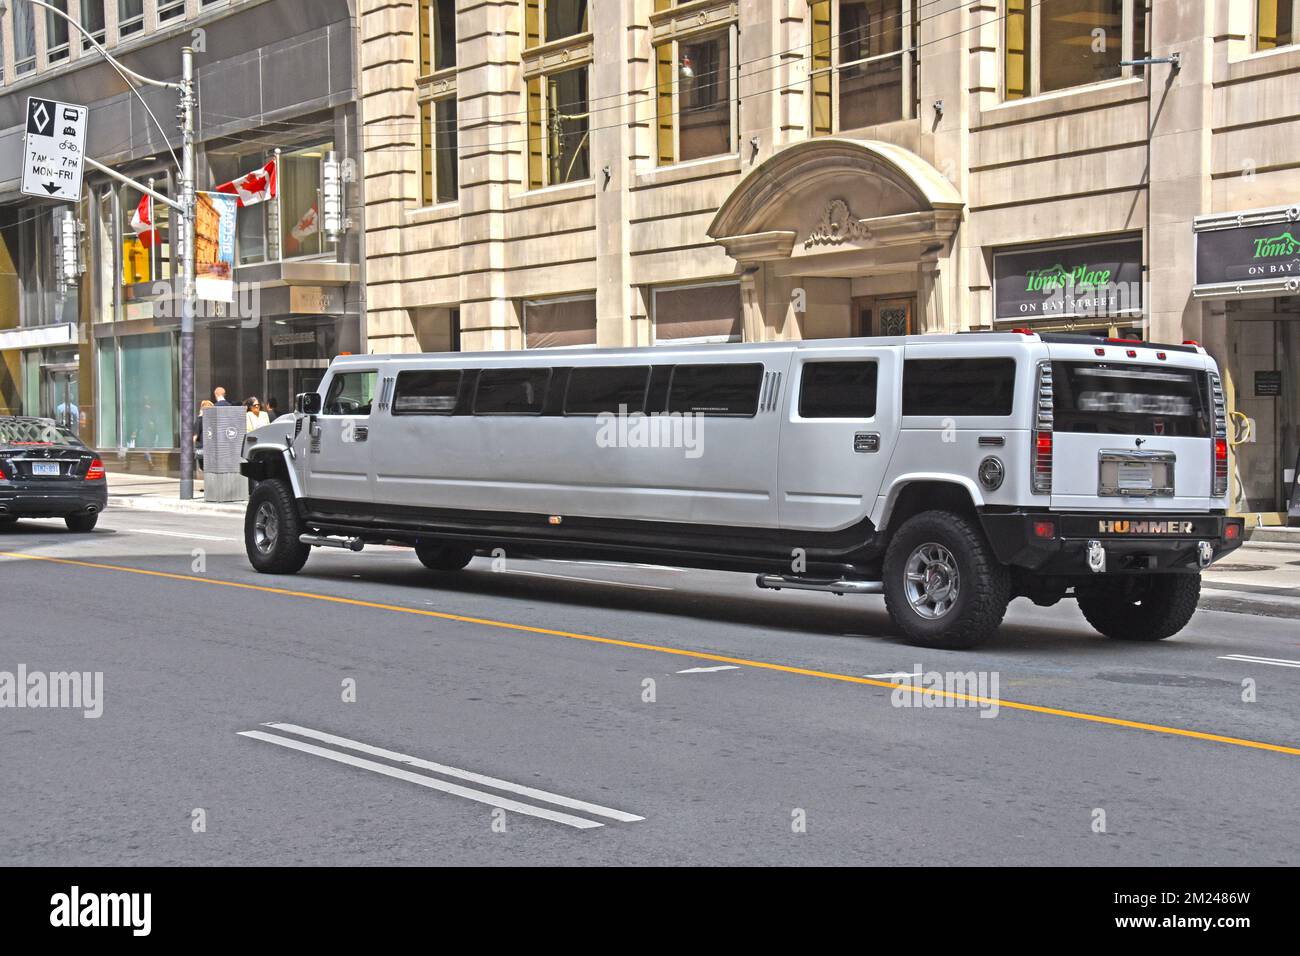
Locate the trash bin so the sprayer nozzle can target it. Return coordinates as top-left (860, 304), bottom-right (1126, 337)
top-left (202, 406), bottom-right (248, 503)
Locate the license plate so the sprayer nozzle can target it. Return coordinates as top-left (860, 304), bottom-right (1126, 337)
top-left (31, 461), bottom-right (60, 476)
top-left (1116, 461), bottom-right (1153, 491)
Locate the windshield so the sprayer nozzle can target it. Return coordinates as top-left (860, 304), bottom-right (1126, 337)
top-left (1051, 362), bottom-right (1210, 437)
top-left (0, 419), bottom-right (84, 446)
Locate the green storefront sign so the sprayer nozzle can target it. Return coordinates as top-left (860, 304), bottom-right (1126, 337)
top-left (995, 238), bottom-right (1143, 321)
top-left (1196, 214), bottom-right (1300, 286)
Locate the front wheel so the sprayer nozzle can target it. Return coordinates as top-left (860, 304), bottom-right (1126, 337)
top-left (245, 479), bottom-right (310, 574)
top-left (1076, 574), bottom-right (1201, 641)
top-left (882, 510), bottom-right (1011, 649)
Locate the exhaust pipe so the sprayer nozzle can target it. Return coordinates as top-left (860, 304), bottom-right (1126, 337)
top-left (299, 534), bottom-right (364, 552)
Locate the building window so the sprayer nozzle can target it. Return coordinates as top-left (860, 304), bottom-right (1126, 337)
top-left (157, 0), bottom-right (186, 22)
top-left (811, 0), bottom-right (918, 134)
top-left (523, 295), bottom-right (597, 348)
top-left (1258, 1), bottom-right (1297, 50)
top-left (119, 332), bottom-right (178, 450)
top-left (14, 0), bottom-right (36, 75)
top-left (526, 66), bottom-right (590, 188)
top-left (280, 142), bottom-right (331, 258)
top-left (655, 29), bottom-right (734, 165)
top-left (652, 282), bottom-right (743, 345)
top-left (118, 0), bottom-right (144, 37)
top-left (1006, 0), bottom-right (1148, 100)
top-left (206, 149), bottom-right (269, 265)
top-left (80, 1), bottom-right (107, 51)
top-left (418, 0), bottom-right (456, 76)
top-left (420, 97), bottom-right (458, 205)
top-left (524, 0), bottom-right (589, 48)
top-left (45, 1), bottom-right (71, 64)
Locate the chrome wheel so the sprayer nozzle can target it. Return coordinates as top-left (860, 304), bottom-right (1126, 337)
top-left (253, 501), bottom-right (279, 555)
top-left (903, 542), bottom-right (961, 620)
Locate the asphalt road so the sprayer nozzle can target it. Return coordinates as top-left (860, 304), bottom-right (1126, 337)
top-left (1, 506), bottom-right (1297, 866)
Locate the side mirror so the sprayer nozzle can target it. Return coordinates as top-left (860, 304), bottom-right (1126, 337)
top-left (296, 392), bottom-right (323, 416)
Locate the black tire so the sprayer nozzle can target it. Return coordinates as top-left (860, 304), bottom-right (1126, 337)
top-left (883, 510), bottom-right (1011, 649)
top-left (65, 513), bottom-right (99, 533)
top-left (245, 479), bottom-right (311, 574)
top-left (415, 542), bottom-right (475, 572)
top-left (0, 516), bottom-right (17, 530)
top-left (1076, 574), bottom-right (1201, 641)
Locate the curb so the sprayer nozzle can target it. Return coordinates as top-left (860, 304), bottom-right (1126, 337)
top-left (108, 495), bottom-right (246, 517)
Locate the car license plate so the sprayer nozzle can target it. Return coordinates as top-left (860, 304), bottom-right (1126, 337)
top-left (31, 461), bottom-right (60, 476)
top-left (1116, 461), bottom-right (1153, 492)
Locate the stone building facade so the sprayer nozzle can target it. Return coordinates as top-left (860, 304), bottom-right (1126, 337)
top-left (359, 0), bottom-right (1300, 523)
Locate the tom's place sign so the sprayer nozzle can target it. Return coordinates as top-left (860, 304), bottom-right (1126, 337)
top-left (1195, 209), bottom-right (1300, 289)
top-left (994, 238), bottom-right (1143, 322)
top-left (21, 97), bottom-right (88, 202)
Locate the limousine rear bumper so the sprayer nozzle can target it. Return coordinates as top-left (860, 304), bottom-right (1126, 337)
top-left (980, 510), bottom-right (1245, 575)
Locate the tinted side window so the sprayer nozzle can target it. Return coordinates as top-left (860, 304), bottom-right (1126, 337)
top-left (799, 361), bottom-right (878, 418)
top-left (667, 363), bottom-right (764, 416)
top-left (474, 368), bottom-right (552, 415)
top-left (392, 369), bottom-right (462, 415)
top-left (902, 359), bottom-right (1017, 416)
top-left (323, 372), bottom-right (377, 416)
top-left (565, 366), bottom-right (650, 415)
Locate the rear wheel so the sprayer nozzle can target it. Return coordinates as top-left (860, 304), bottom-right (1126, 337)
top-left (1076, 574), bottom-right (1201, 641)
top-left (0, 516), bottom-right (17, 530)
top-left (883, 510), bottom-right (1010, 649)
top-left (65, 513), bottom-right (98, 533)
top-left (245, 479), bottom-right (310, 574)
top-left (415, 542), bottom-right (475, 572)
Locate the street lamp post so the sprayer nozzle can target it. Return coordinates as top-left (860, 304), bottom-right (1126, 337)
top-left (4, 1), bottom-right (199, 498)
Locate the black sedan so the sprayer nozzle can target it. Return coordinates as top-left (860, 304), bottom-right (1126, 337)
top-left (0, 417), bottom-right (108, 532)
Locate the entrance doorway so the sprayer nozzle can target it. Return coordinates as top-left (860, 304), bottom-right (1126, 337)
top-left (852, 296), bottom-right (915, 337)
top-left (1230, 305), bottom-right (1300, 518)
top-left (42, 363), bottom-right (80, 436)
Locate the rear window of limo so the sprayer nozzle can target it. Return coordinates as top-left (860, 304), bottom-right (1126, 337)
top-left (902, 358), bottom-right (1017, 417)
top-left (388, 363), bottom-right (766, 417)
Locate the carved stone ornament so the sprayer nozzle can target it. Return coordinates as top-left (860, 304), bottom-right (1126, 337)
top-left (805, 199), bottom-right (871, 248)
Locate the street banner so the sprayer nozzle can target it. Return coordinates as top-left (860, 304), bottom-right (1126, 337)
top-left (21, 97), bottom-right (87, 202)
top-left (195, 191), bottom-right (238, 303)
top-left (216, 159), bottom-right (277, 207)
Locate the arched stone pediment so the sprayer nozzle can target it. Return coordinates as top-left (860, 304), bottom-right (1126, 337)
top-left (707, 138), bottom-right (963, 267)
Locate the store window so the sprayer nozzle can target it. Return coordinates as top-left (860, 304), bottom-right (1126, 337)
top-left (96, 340), bottom-right (118, 448)
top-left (119, 333), bottom-right (177, 450)
top-left (526, 66), bottom-right (590, 187)
top-left (1258, 1), bottom-right (1297, 49)
top-left (652, 282), bottom-right (743, 345)
top-left (120, 181), bottom-right (171, 286)
top-left (655, 29), bottom-right (734, 164)
top-left (1006, 0), bottom-right (1147, 100)
top-left (280, 143), bottom-right (331, 258)
top-left (523, 295), bottom-right (597, 348)
top-left (810, 0), bottom-right (918, 134)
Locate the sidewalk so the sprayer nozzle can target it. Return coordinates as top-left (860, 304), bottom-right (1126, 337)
top-left (106, 471), bottom-right (246, 516)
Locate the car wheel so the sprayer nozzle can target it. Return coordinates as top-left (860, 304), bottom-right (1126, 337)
top-left (0, 516), bottom-right (17, 531)
top-left (245, 479), bottom-right (310, 574)
top-left (1076, 574), bottom-right (1201, 641)
top-left (883, 510), bottom-right (1011, 650)
top-left (65, 513), bottom-right (99, 533)
top-left (415, 542), bottom-right (475, 572)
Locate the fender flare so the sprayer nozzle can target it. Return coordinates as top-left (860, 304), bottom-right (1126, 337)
top-left (872, 474), bottom-right (985, 533)
top-left (244, 445), bottom-right (304, 500)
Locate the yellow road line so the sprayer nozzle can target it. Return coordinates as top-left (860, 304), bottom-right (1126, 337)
top-left (4, 549), bottom-right (1298, 757)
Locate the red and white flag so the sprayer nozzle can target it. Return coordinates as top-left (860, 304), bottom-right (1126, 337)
top-left (285, 203), bottom-right (319, 253)
top-left (129, 195), bottom-right (161, 247)
top-left (216, 159), bottom-right (277, 207)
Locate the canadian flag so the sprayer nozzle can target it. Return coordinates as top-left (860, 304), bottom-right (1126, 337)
top-left (285, 202), bottom-right (319, 253)
top-left (216, 159), bottom-right (277, 207)
top-left (129, 195), bottom-right (161, 247)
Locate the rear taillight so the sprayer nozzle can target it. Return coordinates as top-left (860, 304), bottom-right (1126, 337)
top-left (1032, 361), bottom-right (1054, 495)
top-left (0, 459), bottom-right (9, 480)
top-left (1209, 371), bottom-right (1227, 497)
top-left (85, 459), bottom-right (105, 482)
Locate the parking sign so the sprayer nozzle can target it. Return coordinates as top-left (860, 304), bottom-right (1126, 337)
top-left (21, 97), bottom-right (88, 202)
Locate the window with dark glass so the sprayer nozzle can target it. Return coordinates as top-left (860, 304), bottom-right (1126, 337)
top-left (667, 364), bottom-right (764, 417)
top-left (80, 1), bottom-right (106, 50)
top-left (565, 366), bottom-right (650, 415)
top-left (118, 0), bottom-right (144, 37)
top-left (474, 368), bottom-right (552, 415)
top-left (799, 362), bottom-right (879, 418)
top-left (902, 359), bottom-right (1017, 417)
top-left (810, 0), bottom-right (917, 135)
top-left (393, 369), bottom-right (462, 415)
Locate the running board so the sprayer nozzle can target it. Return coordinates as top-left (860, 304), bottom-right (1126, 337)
top-left (300, 534), bottom-right (365, 552)
top-left (755, 574), bottom-right (883, 596)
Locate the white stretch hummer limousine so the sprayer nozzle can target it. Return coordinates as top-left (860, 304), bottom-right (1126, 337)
top-left (240, 331), bottom-right (1244, 649)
